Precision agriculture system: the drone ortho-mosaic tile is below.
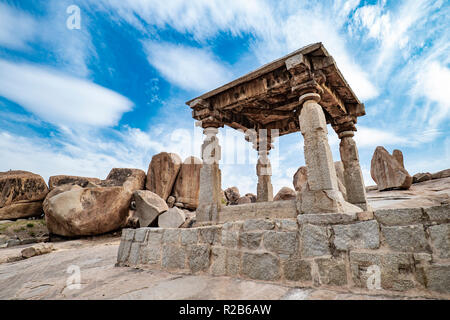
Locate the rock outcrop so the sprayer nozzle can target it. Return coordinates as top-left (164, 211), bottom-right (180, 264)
top-left (133, 190), bottom-right (168, 227)
top-left (0, 171), bottom-right (48, 220)
top-left (43, 168), bottom-right (145, 236)
top-left (274, 187), bottom-right (296, 201)
top-left (224, 187), bottom-right (240, 205)
top-left (146, 152), bottom-right (182, 200)
top-left (293, 166), bottom-right (308, 192)
top-left (293, 163), bottom-right (347, 200)
top-left (370, 147), bottom-right (412, 191)
top-left (172, 156), bottom-right (202, 209)
top-left (413, 172), bottom-right (432, 184)
top-left (48, 175), bottom-right (101, 190)
top-left (158, 207), bottom-right (186, 228)
top-left (237, 196), bottom-right (252, 204)
top-left (431, 169), bottom-right (450, 180)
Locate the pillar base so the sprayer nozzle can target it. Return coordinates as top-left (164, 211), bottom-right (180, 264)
top-left (296, 183), bottom-right (362, 214)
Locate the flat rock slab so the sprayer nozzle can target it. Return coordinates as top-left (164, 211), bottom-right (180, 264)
top-left (0, 237), bottom-right (433, 300)
top-left (366, 177), bottom-right (450, 209)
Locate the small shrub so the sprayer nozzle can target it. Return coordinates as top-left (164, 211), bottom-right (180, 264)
top-left (26, 223), bottom-right (34, 228)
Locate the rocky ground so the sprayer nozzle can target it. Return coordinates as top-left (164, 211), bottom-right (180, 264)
top-left (367, 177), bottom-right (450, 209)
top-left (0, 177), bottom-right (448, 300)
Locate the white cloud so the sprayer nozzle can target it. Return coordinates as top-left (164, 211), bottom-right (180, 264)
top-left (0, 59), bottom-right (133, 127)
top-left (101, 0), bottom-right (274, 41)
top-left (354, 126), bottom-right (408, 148)
top-left (143, 41), bottom-right (233, 92)
top-left (0, 2), bottom-right (37, 50)
top-left (413, 61), bottom-right (450, 128)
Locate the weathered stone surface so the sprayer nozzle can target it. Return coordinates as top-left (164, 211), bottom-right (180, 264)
top-left (166, 196), bottom-right (175, 208)
top-left (180, 229), bottom-right (198, 245)
top-left (139, 243), bottom-right (161, 265)
top-left (429, 224), bottom-right (449, 259)
top-left (0, 170), bottom-right (48, 207)
top-left (392, 149), bottom-right (404, 168)
top-left (423, 205), bottom-right (450, 222)
top-left (293, 166), bottom-right (308, 192)
top-left (133, 190), bottom-right (168, 227)
top-left (161, 245), bottom-right (186, 269)
top-left (101, 168), bottom-right (146, 192)
top-left (374, 207), bottom-right (423, 226)
top-left (299, 101), bottom-right (339, 192)
top-left (297, 212), bottom-right (356, 225)
top-left (0, 201), bottom-right (44, 220)
top-left (357, 211), bottom-right (374, 221)
top-left (256, 154), bottom-right (273, 202)
top-left (0, 171), bottom-right (48, 220)
top-left (239, 231), bottom-right (263, 250)
top-left (332, 220), bottom-right (380, 251)
top-left (21, 243), bottom-right (54, 259)
top-left (300, 224), bottom-right (330, 257)
top-left (370, 146), bottom-right (412, 191)
top-left (283, 257), bottom-right (312, 282)
top-left (242, 252), bottom-right (280, 281)
top-left (226, 249), bottom-right (241, 276)
top-left (236, 196), bottom-right (252, 205)
top-left (316, 258), bottom-right (347, 286)
top-left (197, 162), bottom-right (222, 222)
top-left (162, 229), bottom-right (180, 244)
top-left (431, 168), bottom-right (450, 180)
top-left (263, 231), bottom-right (298, 254)
top-left (188, 245), bottom-right (210, 273)
top-left (293, 163), bottom-right (347, 198)
top-left (413, 173), bottom-right (432, 184)
top-left (221, 230), bottom-right (239, 248)
top-left (210, 246), bottom-right (226, 276)
top-left (198, 226), bottom-right (221, 245)
top-left (298, 183), bottom-right (362, 214)
top-left (224, 187), bottom-right (240, 205)
top-left (423, 264), bottom-right (450, 293)
top-left (146, 152), bottom-right (182, 200)
top-left (350, 251), bottom-right (416, 291)
top-left (274, 187), bottom-right (296, 201)
top-left (48, 175), bottom-right (101, 190)
top-left (245, 193), bottom-right (257, 203)
top-left (172, 156), bottom-right (202, 209)
top-left (127, 242), bottom-right (141, 265)
top-left (381, 225), bottom-right (431, 252)
top-left (274, 219), bottom-right (298, 231)
top-left (158, 207), bottom-right (186, 228)
top-left (44, 169), bottom-right (145, 236)
top-left (243, 218), bottom-right (275, 231)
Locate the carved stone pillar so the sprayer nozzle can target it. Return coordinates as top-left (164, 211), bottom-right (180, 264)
top-left (338, 130), bottom-right (369, 210)
top-left (197, 126), bottom-right (222, 223)
top-left (256, 150), bottom-right (273, 202)
top-left (298, 93), bottom-right (361, 214)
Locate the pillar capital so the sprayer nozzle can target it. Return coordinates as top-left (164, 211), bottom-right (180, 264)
top-left (299, 92), bottom-right (321, 106)
top-left (203, 126), bottom-right (219, 137)
top-left (338, 130), bottom-right (355, 139)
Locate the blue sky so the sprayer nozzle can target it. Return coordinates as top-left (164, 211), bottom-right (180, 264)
top-left (0, 0), bottom-right (449, 195)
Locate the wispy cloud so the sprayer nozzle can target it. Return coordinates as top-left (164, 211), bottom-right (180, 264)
top-left (0, 59), bottom-right (133, 127)
top-left (143, 41), bottom-right (233, 92)
top-left (0, 2), bottom-right (37, 50)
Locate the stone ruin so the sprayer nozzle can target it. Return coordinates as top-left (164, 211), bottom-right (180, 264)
top-left (114, 43), bottom-right (449, 297)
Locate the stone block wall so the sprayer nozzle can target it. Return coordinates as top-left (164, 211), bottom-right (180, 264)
top-left (117, 204), bottom-right (449, 298)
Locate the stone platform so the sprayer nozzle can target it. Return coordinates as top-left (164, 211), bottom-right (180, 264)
top-left (117, 204), bottom-right (450, 298)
